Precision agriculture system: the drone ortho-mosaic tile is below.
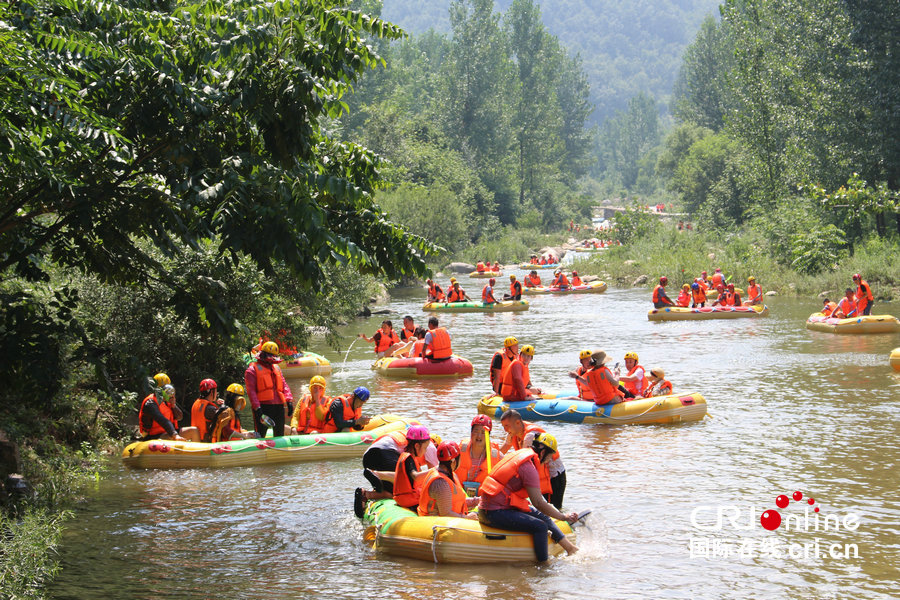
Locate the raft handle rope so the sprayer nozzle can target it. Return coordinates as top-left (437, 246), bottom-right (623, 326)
top-left (525, 400), bottom-right (666, 420)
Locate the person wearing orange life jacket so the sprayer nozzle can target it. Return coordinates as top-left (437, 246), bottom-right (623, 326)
top-left (529, 254), bottom-right (539, 265)
top-left (358, 320), bottom-right (402, 356)
top-left (499, 345), bottom-right (542, 402)
top-left (390, 425), bottom-right (433, 510)
top-left (421, 316), bottom-right (453, 360)
top-left (690, 282), bottom-right (707, 307)
top-left (321, 386), bottom-right (370, 434)
top-left (746, 276), bottom-right (763, 305)
top-left (498, 410), bottom-right (566, 508)
top-left (290, 376), bottom-right (330, 435)
top-left (504, 274), bottom-right (523, 300)
top-left (652, 276), bottom-right (675, 308)
top-left (567, 350), bottom-right (595, 401)
top-left (221, 383), bottom-right (258, 439)
top-left (852, 273), bottom-right (874, 315)
top-left (493, 261), bottom-right (501, 272)
top-left (617, 351), bottom-right (648, 397)
top-left (399, 315), bottom-right (416, 342)
top-left (490, 336), bottom-right (520, 393)
top-left (418, 441), bottom-right (480, 518)
top-left (138, 374), bottom-right (199, 441)
top-left (821, 298), bottom-right (838, 317)
top-left (392, 326), bottom-right (427, 358)
top-left (644, 368), bottom-right (673, 397)
top-left (697, 271), bottom-right (711, 290)
top-left (832, 288), bottom-right (858, 319)
top-left (571, 271), bottom-right (583, 286)
top-left (455, 415), bottom-right (503, 496)
top-left (713, 283), bottom-right (742, 307)
top-left (447, 280), bottom-right (470, 303)
top-left (357, 424), bottom-right (438, 510)
top-left (245, 341), bottom-right (295, 438)
top-left (524, 270), bottom-right (542, 287)
top-left (710, 267), bottom-right (726, 289)
top-left (551, 270), bottom-right (570, 289)
top-left (539, 256), bottom-right (548, 265)
top-left (710, 284), bottom-right (728, 306)
top-left (676, 284), bottom-right (691, 307)
top-left (476, 261), bottom-right (486, 273)
top-left (482, 278), bottom-right (498, 305)
top-left (191, 379), bottom-right (228, 443)
top-left (478, 433), bottom-right (579, 562)
top-left (571, 349), bottom-right (624, 405)
top-left (426, 279), bottom-right (446, 302)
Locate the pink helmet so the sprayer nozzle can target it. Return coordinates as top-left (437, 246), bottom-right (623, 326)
top-left (406, 424), bottom-right (430, 441)
top-left (471, 414), bottom-right (493, 432)
top-left (437, 441), bottom-right (461, 462)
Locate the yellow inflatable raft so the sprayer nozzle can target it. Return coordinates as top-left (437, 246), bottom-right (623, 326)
top-left (469, 270), bottom-right (501, 279)
top-left (422, 300), bottom-right (529, 313)
top-left (280, 351), bottom-right (332, 378)
top-left (805, 313), bottom-right (900, 334)
top-left (363, 499), bottom-right (575, 563)
top-left (891, 348), bottom-right (900, 371)
top-left (122, 414), bottom-right (410, 469)
top-left (648, 304), bottom-right (768, 321)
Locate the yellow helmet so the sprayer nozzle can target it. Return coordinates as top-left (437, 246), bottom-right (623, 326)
top-left (579, 349), bottom-right (592, 360)
top-left (624, 351), bottom-right (639, 361)
top-left (503, 336), bottom-right (519, 348)
top-left (534, 432), bottom-right (558, 454)
top-left (261, 341), bottom-right (280, 355)
top-left (449, 277), bottom-right (457, 283)
top-left (430, 434), bottom-right (442, 445)
top-left (153, 373), bottom-right (171, 386)
top-left (520, 345), bottom-right (535, 356)
top-left (309, 375), bottom-right (327, 389)
top-left (509, 274), bottom-right (516, 280)
top-left (226, 383), bottom-right (244, 395)
top-left (748, 276), bottom-right (756, 282)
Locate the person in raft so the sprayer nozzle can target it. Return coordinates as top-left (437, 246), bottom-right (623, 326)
top-left (675, 283), bottom-right (691, 307)
top-left (853, 273), bottom-right (874, 315)
top-left (447, 279), bottom-right (471, 303)
top-left (358, 320), bottom-right (403, 357)
top-left (455, 414), bottom-right (503, 496)
top-left (644, 368), bottom-right (673, 397)
top-left (504, 274), bottom-right (523, 301)
top-left (476, 261), bottom-right (487, 273)
top-left (617, 352), bottom-right (648, 398)
top-left (832, 288), bottom-right (858, 319)
top-left (191, 378), bottom-right (243, 443)
top-left (223, 383), bottom-right (257, 438)
top-left (524, 270), bottom-right (542, 287)
top-left (570, 271), bottom-right (583, 286)
top-left (138, 373), bottom-right (200, 442)
top-left (244, 341), bottom-right (294, 437)
top-left (392, 326), bottom-right (427, 358)
top-left (478, 433), bottom-right (579, 562)
top-left (567, 350), bottom-right (595, 401)
top-left (490, 336), bottom-right (520, 394)
top-left (418, 441), bottom-right (480, 519)
top-left (652, 276), bottom-right (675, 308)
top-left (426, 279), bottom-right (445, 302)
top-left (697, 270), bottom-right (712, 290)
top-left (399, 315), bottom-right (416, 342)
top-left (821, 297), bottom-right (838, 316)
top-left (690, 282), bottom-right (707, 308)
top-left (421, 316), bottom-right (453, 361)
top-left (551, 269), bottom-right (570, 289)
top-left (571, 350), bottom-right (625, 405)
top-left (482, 278), bottom-right (499, 305)
top-left (498, 344), bottom-right (542, 402)
top-left (290, 376), bottom-right (331, 435)
top-left (322, 386), bottom-right (370, 433)
top-left (710, 267), bottom-right (726, 289)
top-left (355, 425), bottom-right (438, 514)
top-left (499, 409), bottom-right (566, 509)
top-left (746, 276), bottom-right (763, 305)
top-left (493, 261), bottom-right (501, 272)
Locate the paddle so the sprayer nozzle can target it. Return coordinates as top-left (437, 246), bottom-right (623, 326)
top-left (484, 428), bottom-right (493, 474)
top-left (260, 413), bottom-right (275, 438)
top-left (571, 509), bottom-right (593, 527)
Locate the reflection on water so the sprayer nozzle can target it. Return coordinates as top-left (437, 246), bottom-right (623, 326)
top-left (51, 282), bottom-right (900, 599)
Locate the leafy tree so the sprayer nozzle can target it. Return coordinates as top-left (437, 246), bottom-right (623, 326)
top-left (672, 15), bottom-right (734, 131)
top-left (669, 132), bottom-right (740, 220)
top-left (597, 93), bottom-right (660, 189)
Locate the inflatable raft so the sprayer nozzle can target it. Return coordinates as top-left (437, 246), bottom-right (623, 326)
top-left (891, 348), bottom-right (900, 372)
top-left (362, 499), bottom-right (575, 563)
top-left (648, 304), bottom-right (768, 321)
top-left (805, 313), bottom-right (900, 334)
top-left (422, 300), bottom-right (529, 313)
top-left (469, 270), bottom-right (501, 279)
top-left (280, 351), bottom-right (332, 378)
top-left (122, 414), bottom-right (411, 469)
top-left (523, 281), bottom-right (607, 295)
top-left (518, 263), bottom-right (560, 270)
top-left (477, 391), bottom-right (707, 425)
top-left (372, 355), bottom-right (473, 378)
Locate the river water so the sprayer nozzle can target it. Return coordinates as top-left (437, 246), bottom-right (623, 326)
top-left (50, 272), bottom-right (900, 599)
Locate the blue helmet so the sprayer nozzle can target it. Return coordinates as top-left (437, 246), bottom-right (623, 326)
top-left (691, 282), bottom-right (699, 290)
top-left (353, 386), bottom-right (370, 402)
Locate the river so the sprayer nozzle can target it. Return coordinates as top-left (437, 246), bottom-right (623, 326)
top-left (50, 276), bottom-right (900, 599)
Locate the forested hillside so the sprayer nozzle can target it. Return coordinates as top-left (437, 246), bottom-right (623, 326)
top-left (381, 0), bottom-right (721, 122)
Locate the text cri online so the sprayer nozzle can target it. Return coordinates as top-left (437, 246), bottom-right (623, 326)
top-left (690, 505), bottom-right (861, 532)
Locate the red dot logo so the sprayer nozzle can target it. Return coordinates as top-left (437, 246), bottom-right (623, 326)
top-left (807, 498), bottom-right (815, 505)
top-left (760, 510), bottom-right (782, 530)
top-left (792, 491), bottom-right (803, 501)
top-left (775, 494), bottom-right (790, 509)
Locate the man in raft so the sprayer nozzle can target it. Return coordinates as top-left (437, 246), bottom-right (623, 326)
top-left (399, 315), bottom-right (416, 342)
top-left (499, 409), bottom-right (566, 508)
top-left (551, 269), bottom-right (569, 289)
top-left (832, 288), bottom-right (858, 319)
top-left (853, 273), bottom-right (874, 315)
top-left (503, 274), bottom-right (523, 300)
top-left (138, 373), bottom-right (199, 442)
top-left (245, 341), bottom-right (294, 437)
top-left (426, 279), bottom-right (445, 302)
top-left (478, 433), bottom-right (579, 562)
top-left (418, 441), bottom-right (480, 519)
top-left (746, 276), bottom-right (763, 305)
top-left (490, 336), bottom-right (519, 394)
top-left (498, 344), bottom-right (542, 401)
top-left (421, 316), bottom-right (453, 361)
top-left (447, 279), bottom-right (471, 303)
top-left (481, 278), bottom-right (499, 305)
top-left (567, 350), bottom-right (595, 402)
top-left (321, 386), bottom-right (370, 433)
top-left (524, 270), bottom-right (542, 288)
top-left (652, 276), bottom-right (675, 308)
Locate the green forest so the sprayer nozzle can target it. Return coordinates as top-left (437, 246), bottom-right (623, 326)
top-left (1, 0), bottom-right (898, 596)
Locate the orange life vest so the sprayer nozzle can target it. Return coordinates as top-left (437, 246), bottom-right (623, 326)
top-left (493, 263), bottom-right (501, 271)
top-left (476, 262), bottom-right (486, 272)
top-left (254, 362), bottom-right (287, 405)
top-left (293, 393), bottom-right (329, 433)
top-left (822, 301), bottom-right (837, 316)
top-left (711, 273), bottom-right (725, 287)
top-left (447, 287), bottom-right (465, 302)
top-left (525, 274), bottom-right (541, 287)
top-left (509, 423), bottom-right (552, 495)
top-left (479, 449), bottom-right (543, 512)
top-left (482, 284), bottom-right (496, 303)
top-left (539, 257), bottom-right (547, 265)
top-left (509, 280), bottom-right (522, 297)
top-left (455, 438), bottom-right (501, 486)
top-left (417, 468), bottom-right (468, 517)
top-left (375, 429), bottom-right (407, 448)
top-left (393, 451), bottom-right (427, 508)
top-left (575, 365), bottom-right (594, 400)
top-left (553, 273), bottom-right (569, 287)
top-left (499, 358), bottom-right (530, 401)
top-left (401, 325), bottom-right (415, 341)
top-left (428, 283), bottom-right (445, 302)
top-left (747, 283), bottom-right (762, 303)
top-left (676, 290), bottom-right (690, 307)
top-left (587, 365), bottom-right (623, 405)
top-left (374, 329), bottom-right (400, 353)
top-left (426, 327), bottom-right (452, 359)
top-left (191, 397), bottom-right (218, 443)
top-left (691, 287), bottom-right (707, 305)
top-left (490, 348), bottom-right (516, 390)
top-left (571, 275), bottom-right (583, 286)
top-left (622, 364), bottom-right (647, 396)
top-left (837, 297), bottom-right (857, 317)
top-left (857, 280), bottom-right (873, 302)
top-left (320, 394), bottom-right (361, 433)
top-left (648, 379), bottom-right (673, 397)
top-left (138, 394), bottom-right (176, 437)
top-left (409, 339), bottom-right (426, 358)
top-left (652, 284), bottom-right (670, 304)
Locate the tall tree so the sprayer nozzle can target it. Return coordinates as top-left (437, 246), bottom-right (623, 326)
top-left (672, 15), bottom-right (734, 131)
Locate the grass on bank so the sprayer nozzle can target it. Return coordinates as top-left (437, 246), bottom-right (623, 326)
top-left (576, 227), bottom-right (900, 301)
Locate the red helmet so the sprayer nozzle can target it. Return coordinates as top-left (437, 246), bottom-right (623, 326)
top-left (199, 378), bottom-right (217, 394)
top-left (852, 273), bottom-right (861, 280)
top-left (437, 441), bottom-right (461, 462)
top-left (471, 414), bottom-right (493, 432)
top-left (659, 276), bottom-right (668, 284)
